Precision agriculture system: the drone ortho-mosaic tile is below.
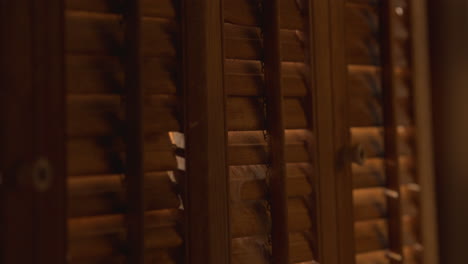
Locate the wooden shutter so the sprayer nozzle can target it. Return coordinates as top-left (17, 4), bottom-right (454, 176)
top-left (65, 0), bottom-right (185, 263)
top-left (0, 0), bottom-right (438, 263)
top-left (0, 0), bottom-right (66, 263)
top-left (224, 0), bottom-right (324, 263)
top-left (344, 0), bottom-right (427, 262)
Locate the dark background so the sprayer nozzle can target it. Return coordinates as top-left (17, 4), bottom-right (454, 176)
top-left (429, 0), bottom-right (468, 262)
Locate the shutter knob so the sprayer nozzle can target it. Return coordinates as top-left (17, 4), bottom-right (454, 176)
top-left (17, 157), bottom-right (53, 192)
top-left (32, 157), bottom-right (53, 192)
top-left (350, 144), bottom-right (366, 166)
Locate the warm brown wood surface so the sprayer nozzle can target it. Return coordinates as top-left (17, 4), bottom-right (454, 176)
top-left (183, 0), bottom-right (230, 263)
top-left (262, 0), bottom-right (289, 262)
top-left (0, 0), bottom-right (66, 263)
top-left (123, 0), bottom-right (145, 262)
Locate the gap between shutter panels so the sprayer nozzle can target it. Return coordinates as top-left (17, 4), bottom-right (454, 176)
top-left (65, 0), bottom-right (185, 263)
top-left (225, 0), bottom-right (318, 263)
top-left (346, 0), bottom-right (422, 263)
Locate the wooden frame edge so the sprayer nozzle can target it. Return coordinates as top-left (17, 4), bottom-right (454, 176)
top-left (329, 0), bottom-right (356, 263)
top-left (182, 0), bottom-right (230, 263)
top-left (410, 0), bottom-right (439, 263)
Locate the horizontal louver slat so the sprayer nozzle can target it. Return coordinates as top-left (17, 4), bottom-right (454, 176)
top-left (66, 0), bottom-right (177, 18)
top-left (224, 0), bottom-right (305, 30)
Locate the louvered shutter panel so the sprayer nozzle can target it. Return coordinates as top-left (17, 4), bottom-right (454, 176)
top-left (65, 1), bottom-right (185, 263)
top-left (224, 0), bottom-right (318, 263)
top-left (345, 0), bottom-right (422, 262)
top-left (1, 0), bottom-right (438, 263)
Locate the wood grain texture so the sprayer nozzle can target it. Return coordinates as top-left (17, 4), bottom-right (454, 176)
top-left (307, 0), bottom-right (339, 263)
top-left (0, 0), bottom-right (66, 263)
top-left (183, 0), bottom-right (230, 263)
top-left (410, 0), bottom-right (439, 263)
top-left (262, 0), bottom-right (290, 262)
top-left (330, 0), bottom-right (356, 262)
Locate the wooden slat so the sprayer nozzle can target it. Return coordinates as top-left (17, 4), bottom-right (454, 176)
top-left (123, 0), bottom-right (145, 262)
top-left (228, 142), bottom-right (308, 165)
top-left (225, 60), bottom-right (308, 97)
top-left (356, 246), bottom-right (421, 264)
top-left (67, 55), bottom-right (178, 95)
top-left (289, 232), bottom-right (315, 263)
top-left (351, 127), bottom-right (414, 158)
top-left (353, 186), bottom-right (419, 221)
top-left (231, 236), bottom-right (270, 264)
top-left (227, 97), bottom-right (308, 131)
top-left (68, 173), bottom-right (180, 217)
top-left (67, 135), bottom-right (177, 176)
top-left (68, 250), bottom-right (180, 264)
top-left (348, 94), bottom-right (412, 127)
top-left (67, 95), bottom-right (180, 137)
top-left (68, 209), bottom-right (181, 238)
top-left (183, 0), bottom-right (230, 263)
top-left (68, 228), bottom-right (183, 259)
top-left (230, 163), bottom-right (313, 201)
top-left (224, 0), bottom-right (305, 30)
top-left (231, 233), bottom-right (314, 264)
top-left (352, 156), bottom-right (416, 189)
top-left (379, 1), bottom-right (404, 261)
top-left (66, 0), bottom-right (177, 18)
top-left (354, 217), bottom-right (418, 253)
top-left (347, 66), bottom-right (411, 101)
top-left (263, 0), bottom-right (289, 262)
top-left (224, 23), bottom-right (305, 62)
top-left (230, 198), bottom-right (311, 238)
top-left (66, 12), bottom-right (177, 57)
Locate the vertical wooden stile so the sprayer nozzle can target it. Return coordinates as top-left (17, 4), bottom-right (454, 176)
top-left (32, 0), bottom-right (67, 262)
top-left (262, 0), bottom-right (289, 263)
top-left (380, 0), bottom-right (404, 262)
top-left (183, 0), bottom-right (230, 263)
top-left (124, 0), bottom-right (145, 262)
top-left (307, 1), bottom-right (339, 263)
top-left (410, 0), bottom-right (439, 263)
top-left (0, 0), bottom-right (66, 263)
top-left (328, 0), bottom-right (356, 263)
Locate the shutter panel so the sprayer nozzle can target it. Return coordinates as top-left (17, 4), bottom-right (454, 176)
top-left (1, 0), bottom-right (437, 263)
top-left (0, 0), bottom-right (66, 263)
top-left (345, 0), bottom-right (422, 263)
top-left (225, 0), bottom-right (319, 263)
top-left (66, 1), bottom-right (185, 263)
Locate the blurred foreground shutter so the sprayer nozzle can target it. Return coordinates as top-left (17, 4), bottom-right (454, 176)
top-left (0, 0), bottom-right (66, 263)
